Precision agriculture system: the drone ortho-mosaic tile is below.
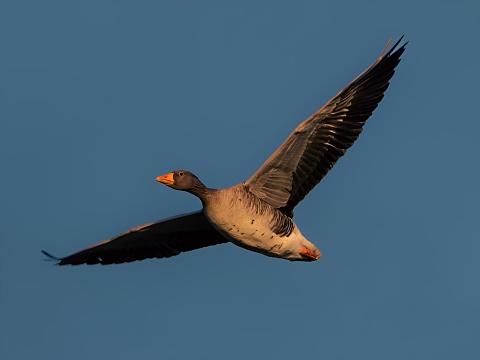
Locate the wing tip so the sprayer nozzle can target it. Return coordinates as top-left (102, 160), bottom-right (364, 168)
top-left (385, 35), bottom-right (408, 57)
top-left (41, 250), bottom-right (62, 265)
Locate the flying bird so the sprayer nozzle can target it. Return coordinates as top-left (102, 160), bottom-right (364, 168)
top-left (42, 37), bottom-right (407, 265)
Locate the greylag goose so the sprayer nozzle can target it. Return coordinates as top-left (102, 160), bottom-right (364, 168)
top-left (42, 37), bottom-right (407, 265)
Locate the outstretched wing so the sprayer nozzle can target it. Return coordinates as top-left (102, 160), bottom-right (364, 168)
top-left (42, 211), bottom-right (229, 266)
top-left (246, 37), bottom-right (407, 216)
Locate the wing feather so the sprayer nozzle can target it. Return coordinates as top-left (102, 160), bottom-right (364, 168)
top-left (246, 37), bottom-right (407, 216)
top-left (42, 211), bottom-right (228, 266)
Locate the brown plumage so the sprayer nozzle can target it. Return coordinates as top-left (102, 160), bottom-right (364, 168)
top-left (43, 211), bottom-right (227, 265)
top-left (247, 37), bottom-right (407, 216)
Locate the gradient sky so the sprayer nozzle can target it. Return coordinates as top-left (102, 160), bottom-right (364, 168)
top-left (1, 1), bottom-right (479, 359)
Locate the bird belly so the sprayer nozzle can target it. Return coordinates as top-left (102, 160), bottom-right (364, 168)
top-left (204, 207), bottom-right (315, 260)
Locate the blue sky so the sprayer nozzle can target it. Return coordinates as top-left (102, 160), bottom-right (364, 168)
top-left (1, 1), bottom-right (479, 359)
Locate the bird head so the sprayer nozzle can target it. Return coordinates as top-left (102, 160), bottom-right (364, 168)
top-left (156, 170), bottom-right (201, 191)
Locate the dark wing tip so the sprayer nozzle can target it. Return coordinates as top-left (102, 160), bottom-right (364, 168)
top-left (386, 35), bottom-right (408, 57)
top-left (41, 250), bottom-right (62, 264)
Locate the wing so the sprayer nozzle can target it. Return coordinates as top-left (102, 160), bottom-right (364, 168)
top-left (42, 211), bottom-right (229, 266)
top-left (246, 37), bottom-right (407, 216)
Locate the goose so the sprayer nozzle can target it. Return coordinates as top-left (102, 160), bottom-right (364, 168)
top-left (42, 37), bottom-right (407, 265)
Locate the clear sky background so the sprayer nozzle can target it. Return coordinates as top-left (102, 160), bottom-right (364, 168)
top-left (1, 1), bottom-right (479, 359)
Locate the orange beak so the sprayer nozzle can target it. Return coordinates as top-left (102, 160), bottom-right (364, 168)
top-left (156, 172), bottom-right (175, 185)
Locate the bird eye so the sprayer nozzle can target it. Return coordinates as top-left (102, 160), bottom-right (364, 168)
top-left (178, 172), bottom-right (184, 177)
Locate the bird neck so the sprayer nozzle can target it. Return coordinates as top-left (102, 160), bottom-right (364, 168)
top-left (187, 180), bottom-right (210, 202)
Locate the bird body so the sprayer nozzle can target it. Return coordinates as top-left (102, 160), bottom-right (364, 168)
top-left (202, 184), bottom-right (321, 261)
top-left (42, 37), bottom-right (406, 266)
